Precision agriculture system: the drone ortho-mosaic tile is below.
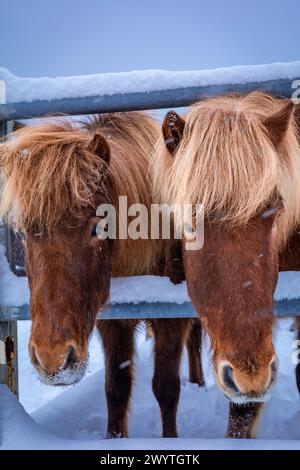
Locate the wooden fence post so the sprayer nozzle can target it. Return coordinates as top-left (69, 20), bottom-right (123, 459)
top-left (0, 120), bottom-right (19, 397)
top-left (0, 321), bottom-right (19, 397)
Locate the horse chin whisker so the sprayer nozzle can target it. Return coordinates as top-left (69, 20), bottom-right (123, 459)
top-left (228, 391), bottom-right (271, 406)
top-left (37, 357), bottom-right (88, 387)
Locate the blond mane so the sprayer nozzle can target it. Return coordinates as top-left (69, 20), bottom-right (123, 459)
top-left (0, 121), bottom-right (108, 230)
top-left (87, 112), bottom-right (162, 275)
top-left (151, 92), bottom-right (300, 247)
top-left (0, 112), bottom-right (161, 275)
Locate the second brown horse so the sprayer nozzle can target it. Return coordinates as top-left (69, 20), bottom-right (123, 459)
top-left (153, 92), bottom-right (300, 438)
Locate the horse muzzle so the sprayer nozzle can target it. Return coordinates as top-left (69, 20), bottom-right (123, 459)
top-left (216, 357), bottom-right (278, 403)
top-left (29, 340), bottom-right (88, 385)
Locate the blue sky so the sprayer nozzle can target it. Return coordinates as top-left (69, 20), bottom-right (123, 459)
top-left (1, 0), bottom-right (299, 77)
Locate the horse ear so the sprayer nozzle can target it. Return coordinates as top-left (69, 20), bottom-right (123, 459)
top-left (263, 101), bottom-right (294, 148)
top-left (162, 111), bottom-right (185, 155)
top-left (88, 133), bottom-right (110, 165)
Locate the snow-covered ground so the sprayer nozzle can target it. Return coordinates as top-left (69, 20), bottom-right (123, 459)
top-left (1, 61), bottom-right (300, 104)
top-left (1, 319), bottom-right (300, 450)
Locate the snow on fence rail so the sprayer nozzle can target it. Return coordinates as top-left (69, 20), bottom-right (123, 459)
top-left (1, 61), bottom-right (300, 119)
top-left (2, 61), bottom-right (300, 396)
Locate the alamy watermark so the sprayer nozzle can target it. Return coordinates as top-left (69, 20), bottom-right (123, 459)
top-left (95, 197), bottom-right (204, 251)
top-left (291, 80), bottom-right (300, 104)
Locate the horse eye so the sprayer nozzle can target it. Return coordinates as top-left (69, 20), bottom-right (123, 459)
top-left (91, 224), bottom-right (98, 238)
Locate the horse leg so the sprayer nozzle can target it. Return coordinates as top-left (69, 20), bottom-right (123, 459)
top-left (186, 319), bottom-right (204, 386)
top-left (97, 319), bottom-right (135, 438)
top-left (226, 402), bottom-right (264, 438)
top-left (151, 318), bottom-right (190, 437)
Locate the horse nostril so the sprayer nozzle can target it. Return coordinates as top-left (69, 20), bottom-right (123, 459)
top-left (270, 359), bottom-right (277, 373)
top-left (64, 345), bottom-right (78, 369)
top-left (222, 365), bottom-right (240, 394)
top-left (269, 359), bottom-right (278, 386)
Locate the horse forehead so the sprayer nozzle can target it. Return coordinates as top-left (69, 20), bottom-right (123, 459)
top-left (26, 228), bottom-right (84, 254)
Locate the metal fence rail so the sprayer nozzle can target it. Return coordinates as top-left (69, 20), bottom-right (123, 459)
top-left (0, 78), bottom-right (297, 121)
top-left (1, 300), bottom-right (300, 322)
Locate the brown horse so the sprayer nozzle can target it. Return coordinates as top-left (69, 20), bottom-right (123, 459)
top-left (152, 92), bottom-right (300, 437)
top-left (0, 112), bottom-right (197, 438)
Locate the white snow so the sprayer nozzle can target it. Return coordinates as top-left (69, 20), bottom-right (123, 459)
top-left (1, 242), bottom-right (300, 308)
top-left (0, 243), bottom-right (29, 306)
top-left (1, 61), bottom-right (300, 104)
top-left (1, 319), bottom-right (300, 450)
top-left (109, 276), bottom-right (190, 305)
